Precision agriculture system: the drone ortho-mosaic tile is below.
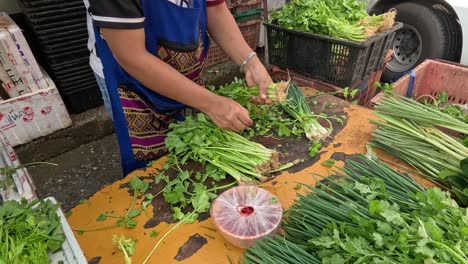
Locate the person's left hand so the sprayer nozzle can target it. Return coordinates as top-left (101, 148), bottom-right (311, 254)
top-left (244, 56), bottom-right (273, 104)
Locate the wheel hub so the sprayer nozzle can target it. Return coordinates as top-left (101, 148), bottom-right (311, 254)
top-left (388, 25), bottom-right (422, 72)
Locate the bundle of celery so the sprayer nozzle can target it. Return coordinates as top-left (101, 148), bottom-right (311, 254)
top-left (370, 95), bottom-right (468, 204)
top-left (165, 114), bottom-right (279, 184)
top-left (243, 156), bottom-right (468, 264)
top-left (281, 82), bottom-right (330, 141)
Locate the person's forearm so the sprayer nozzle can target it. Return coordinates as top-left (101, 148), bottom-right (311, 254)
top-left (207, 3), bottom-right (254, 65)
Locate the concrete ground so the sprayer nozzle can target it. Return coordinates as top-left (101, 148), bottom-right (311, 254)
top-left (27, 134), bottom-right (122, 211)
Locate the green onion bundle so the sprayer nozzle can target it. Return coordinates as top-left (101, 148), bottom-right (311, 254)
top-left (371, 95), bottom-right (468, 204)
top-left (243, 156), bottom-right (468, 264)
top-left (375, 95), bottom-right (468, 134)
top-left (281, 82), bottom-right (330, 141)
top-left (165, 114), bottom-right (279, 184)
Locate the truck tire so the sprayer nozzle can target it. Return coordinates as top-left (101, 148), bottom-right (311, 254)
top-left (383, 1), bottom-right (452, 81)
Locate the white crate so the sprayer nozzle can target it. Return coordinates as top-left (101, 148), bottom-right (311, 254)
top-left (45, 197), bottom-right (88, 264)
top-left (0, 74), bottom-right (72, 147)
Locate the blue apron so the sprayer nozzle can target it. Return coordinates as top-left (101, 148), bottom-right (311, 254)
top-left (94, 0), bottom-right (210, 175)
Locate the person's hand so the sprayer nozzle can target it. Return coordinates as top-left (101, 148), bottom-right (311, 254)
top-left (202, 94), bottom-right (253, 132)
top-left (244, 56), bottom-right (273, 104)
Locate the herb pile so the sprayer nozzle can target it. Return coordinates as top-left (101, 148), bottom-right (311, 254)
top-left (419, 91), bottom-right (468, 125)
top-left (165, 114), bottom-right (279, 184)
top-left (270, 0), bottom-right (396, 41)
top-left (210, 78), bottom-right (296, 138)
top-left (0, 199), bottom-right (65, 264)
top-left (243, 156), bottom-right (468, 264)
top-left (370, 94), bottom-right (468, 204)
top-left (154, 156), bottom-right (236, 221)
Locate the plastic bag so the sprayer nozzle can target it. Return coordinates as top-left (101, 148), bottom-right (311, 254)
top-left (211, 185), bottom-right (283, 248)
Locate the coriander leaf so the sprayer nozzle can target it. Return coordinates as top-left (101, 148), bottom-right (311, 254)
top-left (149, 231), bottom-right (159, 238)
top-left (127, 209), bottom-right (141, 219)
top-left (293, 183), bottom-right (302, 190)
top-left (125, 219), bottom-right (138, 229)
top-left (129, 177), bottom-right (149, 193)
top-left (191, 191), bottom-right (210, 213)
top-left (278, 124), bottom-right (291, 137)
top-left (79, 199), bottom-right (87, 205)
top-left (271, 197), bottom-right (279, 203)
top-left (173, 207), bottom-right (185, 221)
top-left (96, 214), bottom-right (108, 222)
top-left (321, 159), bottom-right (336, 167)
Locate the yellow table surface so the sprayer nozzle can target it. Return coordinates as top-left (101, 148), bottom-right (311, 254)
top-left (68, 94), bottom-right (431, 264)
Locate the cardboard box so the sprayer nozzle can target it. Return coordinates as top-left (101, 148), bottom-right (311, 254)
top-left (0, 76), bottom-right (72, 147)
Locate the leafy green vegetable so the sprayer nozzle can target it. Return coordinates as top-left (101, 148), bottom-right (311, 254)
top-left (75, 177), bottom-right (149, 233)
top-left (270, 0), bottom-right (368, 41)
top-left (418, 91), bottom-right (468, 124)
top-left (0, 199), bottom-right (65, 264)
top-left (321, 159), bottom-right (336, 167)
top-left (113, 235), bottom-right (137, 264)
top-left (309, 141), bottom-right (322, 157)
top-left (243, 156), bottom-right (468, 264)
top-left (129, 177), bottom-right (149, 194)
top-left (270, 0), bottom-right (396, 42)
top-left (166, 114), bottom-right (279, 184)
top-left (210, 78), bottom-right (296, 138)
top-left (159, 162), bottom-right (236, 221)
top-left (149, 231), bottom-right (158, 238)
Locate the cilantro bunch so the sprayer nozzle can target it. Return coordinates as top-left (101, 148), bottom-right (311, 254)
top-left (270, 0), bottom-right (368, 42)
top-left (165, 114), bottom-right (279, 184)
top-left (243, 156), bottom-right (468, 264)
top-left (0, 199), bottom-right (65, 264)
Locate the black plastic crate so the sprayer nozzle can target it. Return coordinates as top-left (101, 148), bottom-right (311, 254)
top-left (19, 0), bottom-right (82, 8)
top-left (61, 86), bottom-right (103, 114)
top-left (265, 22), bottom-right (403, 88)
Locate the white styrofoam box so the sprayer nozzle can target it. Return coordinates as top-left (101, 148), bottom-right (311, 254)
top-left (0, 28), bottom-right (38, 93)
top-left (0, 61), bottom-right (19, 98)
top-left (0, 13), bottom-right (48, 89)
top-left (0, 36), bottom-right (28, 96)
top-left (0, 130), bottom-right (37, 202)
top-left (46, 197), bottom-right (88, 264)
top-left (0, 75), bottom-right (72, 147)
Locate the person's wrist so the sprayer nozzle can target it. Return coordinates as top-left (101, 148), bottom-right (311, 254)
top-left (243, 55), bottom-right (261, 74)
top-left (196, 91), bottom-right (219, 114)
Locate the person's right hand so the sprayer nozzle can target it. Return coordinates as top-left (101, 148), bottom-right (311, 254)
top-left (203, 95), bottom-right (253, 132)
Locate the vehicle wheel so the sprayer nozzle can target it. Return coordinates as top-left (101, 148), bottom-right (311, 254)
top-left (382, 1), bottom-right (452, 81)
